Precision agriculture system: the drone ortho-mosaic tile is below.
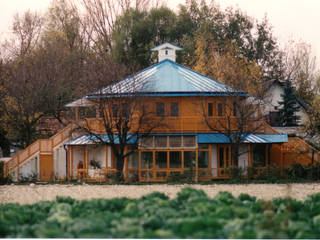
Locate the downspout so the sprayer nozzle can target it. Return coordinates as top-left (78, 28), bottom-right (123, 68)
top-left (63, 144), bottom-right (68, 181)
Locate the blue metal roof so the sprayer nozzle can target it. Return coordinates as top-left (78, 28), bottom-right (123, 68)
top-left (197, 133), bottom-right (288, 144)
top-left (87, 59), bottom-right (247, 98)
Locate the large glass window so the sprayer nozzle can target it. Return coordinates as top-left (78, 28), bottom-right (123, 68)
top-left (169, 136), bottom-right (182, 148)
top-left (154, 136), bottom-right (167, 148)
top-left (199, 151), bottom-right (209, 168)
top-left (141, 137), bottom-right (153, 148)
top-left (156, 102), bottom-right (165, 117)
top-left (183, 136), bottom-right (196, 147)
top-left (128, 152), bottom-right (139, 168)
top-left (170, 102), bottom-right (179, 117)
top-left (253, 144), bottom-right (266, 167)
top-left (170, 151), bottom-right (182, 168)
top-left (141, 152), bottom-right (153, 168)
top-left (155, 152), bottom-right (167, 168)
top-left (184, 151), bottom-right (196, 168)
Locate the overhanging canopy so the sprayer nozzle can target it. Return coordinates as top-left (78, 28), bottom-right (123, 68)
top-left (66, 133), bottom-right (287, 146)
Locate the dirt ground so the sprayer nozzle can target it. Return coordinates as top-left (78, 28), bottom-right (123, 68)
top-left (1, 183), bottom-right (320, 205)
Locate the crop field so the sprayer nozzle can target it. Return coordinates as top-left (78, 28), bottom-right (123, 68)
top-left (1, 187), bottom-right (320, 238)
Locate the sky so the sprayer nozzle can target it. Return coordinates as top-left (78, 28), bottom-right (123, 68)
top-left (0, 0), bottom-right (319, 65)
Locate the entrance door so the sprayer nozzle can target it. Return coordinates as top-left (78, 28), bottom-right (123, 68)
top-left (40, 154), bottom-right (54, 181)
top-left (217, 145), bottom-right (231, 176)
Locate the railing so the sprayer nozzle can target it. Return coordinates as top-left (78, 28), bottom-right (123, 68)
top-left (4, 124), bottom-right (73, 177)
top-left (70, 167), bottom-right (118, 181)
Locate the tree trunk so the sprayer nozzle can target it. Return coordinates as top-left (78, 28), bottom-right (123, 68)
top-left (232, 145), bottom-right (239, 167)
top-left (0, 131), bottom-right (11, 157)
top-left (115, 155), bottom-right (125, 182)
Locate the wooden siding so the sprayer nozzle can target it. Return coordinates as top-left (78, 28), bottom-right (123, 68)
top-left (85, 96), bottom-right (266, 134)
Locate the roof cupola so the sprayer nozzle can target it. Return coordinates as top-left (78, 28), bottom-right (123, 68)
top-left (151, 42), bottom-right (183, 62)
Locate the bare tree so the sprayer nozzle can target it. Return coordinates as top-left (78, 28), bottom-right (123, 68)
top-left (195, 38), bottom-right (267, 165)
top-left (4, 11), bottom-right (43, 58)
top-left (73, 53), bottom-right (164, 181)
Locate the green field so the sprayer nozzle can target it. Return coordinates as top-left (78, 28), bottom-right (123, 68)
top-left (1, 187), bottom-right (320, 238)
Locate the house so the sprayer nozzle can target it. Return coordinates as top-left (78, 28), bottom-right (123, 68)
top-left (264, 79), bottom-right (310, 127)
top-left (3, 43), bottom-right (319, 182)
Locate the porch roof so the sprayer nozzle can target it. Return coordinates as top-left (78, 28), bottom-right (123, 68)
top-left (197, 133), bottom-right (288, 144)
top-left (65, 133), bottom-right (288, 146)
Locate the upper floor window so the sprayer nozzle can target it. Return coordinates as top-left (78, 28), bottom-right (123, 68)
top-left (208, 103), bottom-right (213, 117)
top-left (233, 102), bottom-right (237, 116)
top-left (170, 102), bottom-right (179, 117)
top-left (156, 102), bottom-right (165, 117)
top-left (217, 103), bottom-right (223, 116)
top-left (165, 50), bottom-right (168, 55)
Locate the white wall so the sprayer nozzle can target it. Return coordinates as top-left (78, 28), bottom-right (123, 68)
top-left (238, 144), bottom-right (248, 170)
top-left (54, 146), bottom-right (66, 179)
top-left (211, 144), bottom-right (218, 177)
top-left (264, 83), bottom-right (283, 113)
top-left (264, 82), bottom-right (308, 125)
top-left (19, 155), bottom-right (39, 180)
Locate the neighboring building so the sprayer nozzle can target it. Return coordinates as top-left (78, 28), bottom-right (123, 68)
top-left (3, 43), bottom-right (319, 182)
top-left (264, 79), bottom-right (309, 127)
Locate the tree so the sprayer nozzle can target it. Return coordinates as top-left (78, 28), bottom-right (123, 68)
top-left (278, 79), bottom-right (300, 127)
top-left (194, 38), bottom-right (266, 166)
top-left (76, 54), bottom-right (163, 181)
top-left (283, 41), bottom-right (318, 104)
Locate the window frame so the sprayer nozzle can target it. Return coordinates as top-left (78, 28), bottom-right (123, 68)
top-left (170, 102), bottom-right (179, 117)
top-left (156, 102), bottom-right (165, 117)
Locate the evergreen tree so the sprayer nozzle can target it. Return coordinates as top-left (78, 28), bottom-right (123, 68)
top-left (278, 79), bottom-right (300, 126)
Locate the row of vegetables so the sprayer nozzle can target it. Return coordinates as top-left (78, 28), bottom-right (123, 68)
top-left (1, 187), bottom-right (320, 238)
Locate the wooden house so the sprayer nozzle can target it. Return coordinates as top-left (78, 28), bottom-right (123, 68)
top-left (3, 43), bottom-right (319, 182)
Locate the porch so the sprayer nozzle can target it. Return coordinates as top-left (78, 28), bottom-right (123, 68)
top-left (66, 134), bottom-right (279, 182)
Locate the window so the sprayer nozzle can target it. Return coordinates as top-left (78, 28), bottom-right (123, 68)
top-left (128, 152), bottom-right (139, 168)
top-left (253, 144), bottom-right (266, 167)
top-left (208, 103), bottom-right (213, 116)
top-left (140, 137), bottom-right (153, 148)
top-left (183, 136), bottom-right (196, 147)
top-left (218, 103), bottom-right (223, 116)
top-left (165, 50), bottom-right (168, 55)
top-left (169, 136), bottom-right (182, 148)
top-left (155, 152), bottom-right (167, 168)
top-left (154, 136), bottom-right (167, 148)
top-left (198, 151), bottom-right (209, 168)
top-left (233, 102), bottom-right (237, 116)
top-left (170, 102), bottom-right (179, 116)
top-left (170, 151), bottom-right (182, 168)
top-left (141, 152), bottom-right (153, 168)
top-left (156, 102), bottom-right (165, 117)
top-left (184, 151), bottom-right (196, 168)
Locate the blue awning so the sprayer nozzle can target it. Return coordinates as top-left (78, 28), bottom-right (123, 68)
top-left (66, 133), bottom-right (287, 146)
top-left (197, 133), bottom-right (288, 144)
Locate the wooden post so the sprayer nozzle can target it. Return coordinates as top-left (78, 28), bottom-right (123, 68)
top-left (75, 107), bottom-right (79, 121)
top-left (17, 156), bottom-right (20, 183)
top-left (85, 146), bottom-right (88, 178)
top-left (70, 147), bottom-right (73, 180)
top-left (280, 145), bottom-right (284, 177)
top-left (195, 150), bottom-right (199, 182)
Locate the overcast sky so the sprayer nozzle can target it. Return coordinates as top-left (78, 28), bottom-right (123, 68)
top-left (1, 0), bottom-right (319, 65)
